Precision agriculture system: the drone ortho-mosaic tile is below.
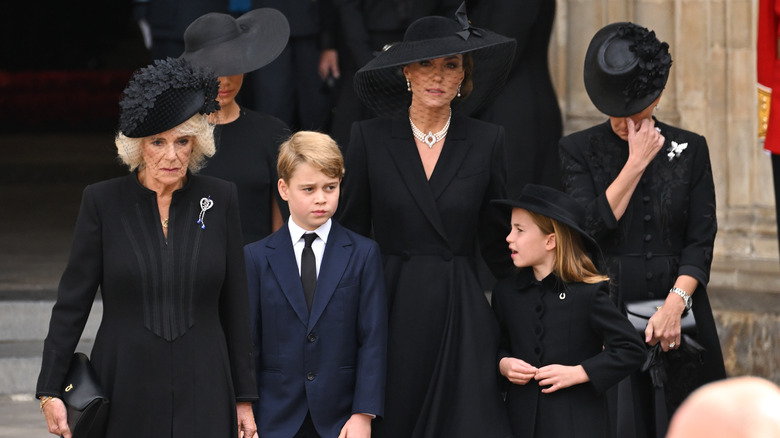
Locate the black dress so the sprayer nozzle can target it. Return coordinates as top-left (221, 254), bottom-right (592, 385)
top-left (337, 115), bottom-right (513, 438)
top-left (468, 0), bottom-right (563, 195)
top-left (492, 269), bottom-right (645, 438)
top-left (559, 119), bottom-right (727, 437)
top-left (200, 107), bottom-right (290, 244)
top-left (36, 173), bottom-right (258, 438)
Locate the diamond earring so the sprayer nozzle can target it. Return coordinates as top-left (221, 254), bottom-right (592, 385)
top-left (457, 84), bottom-right (462, 98)
top-left (407, 79), bottom-right (411, 92)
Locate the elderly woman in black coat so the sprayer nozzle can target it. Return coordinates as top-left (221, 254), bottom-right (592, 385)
top-left (558, 22), bottom-right (727, 438)
top-left (37, 58), bottom-right (258, 438)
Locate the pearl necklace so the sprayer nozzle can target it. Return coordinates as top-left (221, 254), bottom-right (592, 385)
top-left (409, 108), bottom-right (451, 148)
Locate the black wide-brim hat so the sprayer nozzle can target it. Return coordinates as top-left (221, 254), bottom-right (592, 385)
top-left (353, 4), bottom-right (516, 117)
top-left (584, 22), bottom-right (672, 117)
top-left (118, 58), bottom-right (220, 138)
top-left (492, 184), bottom-right (602, 259)
top-left (180, 8), bottom-right (289, 77)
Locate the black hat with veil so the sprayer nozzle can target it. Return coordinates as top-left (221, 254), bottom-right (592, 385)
top-left (353, 3), bottom-right (516, 117)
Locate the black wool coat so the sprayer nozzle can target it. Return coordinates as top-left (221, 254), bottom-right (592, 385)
top-left (36, 173), bottom-right (258, 438)
top-left (492, 270), bottom-right (646, 438)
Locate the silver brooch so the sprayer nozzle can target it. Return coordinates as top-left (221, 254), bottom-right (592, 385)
top-left (667, 141), bottom-right (688, 161)
top-left (197, 196), bottom-right (213, 229)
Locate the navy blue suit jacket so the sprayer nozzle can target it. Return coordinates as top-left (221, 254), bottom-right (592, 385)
top-left (244, 220), bottom-right (387, 438)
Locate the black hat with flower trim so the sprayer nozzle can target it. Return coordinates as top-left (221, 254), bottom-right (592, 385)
top-left (118, 57), bottom-right (220, 138)
top-left (353, 3), bottom-right (516, 117)
top-left (584, 22), bottom-right (672, 117)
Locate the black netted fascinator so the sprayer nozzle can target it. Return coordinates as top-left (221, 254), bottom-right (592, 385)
top-left (583, 22), bottom-right (672, 117)
top-left (118, 57), bottom-right (219, 138)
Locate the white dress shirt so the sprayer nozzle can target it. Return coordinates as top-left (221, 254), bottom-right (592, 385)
top-left (287, 217), bottom-right (331, 278)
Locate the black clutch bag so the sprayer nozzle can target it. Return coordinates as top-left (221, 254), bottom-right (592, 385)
top-left (625, 299), bottom-right (697, 335)
top-left (61, 352), bottom-right (110, 438)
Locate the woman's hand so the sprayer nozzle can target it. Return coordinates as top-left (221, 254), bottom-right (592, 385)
top-left (645, 294), bottom-right (685, 351)
top-left (236, 401), bottom-right (257, 438)
top-left (535, 364), bottom-right (589, 394)
top-left (42, 397), bottom-right (70, 438)
top-left (499, 357), bottom-right (538, 385)
top-left (626, 117), bottom-right (665, 170)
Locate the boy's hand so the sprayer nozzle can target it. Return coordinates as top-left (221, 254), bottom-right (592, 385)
top-left (338, 413), bottom-right (372, 438)
top-left (499, 357), bottom-right (538, 385)
top-left (535, 364), bottom-right (589, 394)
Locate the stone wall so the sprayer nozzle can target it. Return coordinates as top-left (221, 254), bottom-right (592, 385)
top-left (549, 0), bottom-right (780, 384)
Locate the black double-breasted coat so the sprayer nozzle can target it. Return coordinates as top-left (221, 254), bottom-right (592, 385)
top-left (492, 270), bottom-right (646, 438)
top-left (337, 115), bottom-right (513, 438)
top-left (36, 173), bottom-right (258, 438)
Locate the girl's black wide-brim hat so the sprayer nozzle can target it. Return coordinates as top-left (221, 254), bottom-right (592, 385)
top-left (180, 8), bottom-right (289, 77)
top-left (584, 22), bottom-right (672, 117)
top-left (118, 57), bottom-right (220, 138)
top-left (492, 184), bottom-right (602, 260)
top-left (353, 4), bottom-right (516, 117)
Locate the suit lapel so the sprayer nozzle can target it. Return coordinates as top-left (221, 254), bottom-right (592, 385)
top-left (428, 114), bottom-right (470, 200)
top-left (266, 225), bottom-right (310, 326)
top-left (308, 222), bottom-right (352, 329)
top-left (386, 118), bottom-right (449, 241)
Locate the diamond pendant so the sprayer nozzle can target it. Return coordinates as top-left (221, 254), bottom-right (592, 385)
top-left (423, 131), bottom-right (436, 148)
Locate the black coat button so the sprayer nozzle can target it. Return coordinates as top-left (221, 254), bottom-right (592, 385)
top-left (644, 234), bottom-right (652, 242)
top-left (646, 252), bottom-right (653, 260)
top-left (307, 333), bottom-right (317, 343)
top-left (644, 214), bottom-right (652, 222)
top-left (306, 372), bottom-right (315, 381)
top-left (643, 196), bottom-right (650, 202)
top-left (646, 272), bottom-right (653, 280)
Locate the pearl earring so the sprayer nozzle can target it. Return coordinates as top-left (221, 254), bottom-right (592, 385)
top-left (407, 79), bottom-right (411, 92)
top-left (457, 84), bottom-right (462, 98)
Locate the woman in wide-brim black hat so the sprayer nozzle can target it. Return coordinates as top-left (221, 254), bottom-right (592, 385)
top-left (558, 21), bottom-right (726, 438)
top-left (490, 184), bottom-right (645, 438)
top-left (336, 4), bottom-right (516, 438)
top-left (179, 9), bottom-right (292, 244)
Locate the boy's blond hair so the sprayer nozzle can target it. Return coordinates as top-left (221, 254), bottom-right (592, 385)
top-left (277, 131), bottom-right (345, 181)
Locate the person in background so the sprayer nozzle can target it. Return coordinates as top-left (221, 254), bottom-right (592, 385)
top-left (181, 8), bottom-right (291, 244)
top-left (37, 57), bottom-right (258, 438)
top-left (241, 0), bottom-right (338, 132)
top-left (667, 376), bottom-right (780, 438)
top-left (336, 6), bottom-right (517, 437)
top-left (558, 22), bottom-right (726, 438)
top-left (491, 184), bottom-right (645, 438)
top-left (245, 131), bottom-right (387, 438)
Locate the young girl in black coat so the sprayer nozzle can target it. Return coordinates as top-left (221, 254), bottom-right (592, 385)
top-left (491, 184), bottom-right (646, 438)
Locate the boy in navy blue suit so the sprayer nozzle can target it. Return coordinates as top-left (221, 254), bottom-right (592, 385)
top-left (244, 131), bottom-right (387, 438)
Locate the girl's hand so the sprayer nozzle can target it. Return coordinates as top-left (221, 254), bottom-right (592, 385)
top-left (535, 364), bottom-right (589, 394)
top-left (42, 397), bottom-right (70, 438)
top-left (499, 357), bottom-right (538, 385)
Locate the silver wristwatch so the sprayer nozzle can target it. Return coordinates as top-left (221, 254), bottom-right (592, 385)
top-left (669, 287), bottom-right (692, 310)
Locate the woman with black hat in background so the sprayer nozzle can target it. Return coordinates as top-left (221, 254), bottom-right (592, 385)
top-left (336, 5), bottom-right (516, 437)
top-left (181, 8), bottom-right (291, 244)
top-left (37, 58), bottom-right (258, 438)
top-left (559, 22), bottom-right (726, 438)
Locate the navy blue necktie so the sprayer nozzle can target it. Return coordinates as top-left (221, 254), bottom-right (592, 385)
top-left (301, 233), bottom-right (318, 312)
